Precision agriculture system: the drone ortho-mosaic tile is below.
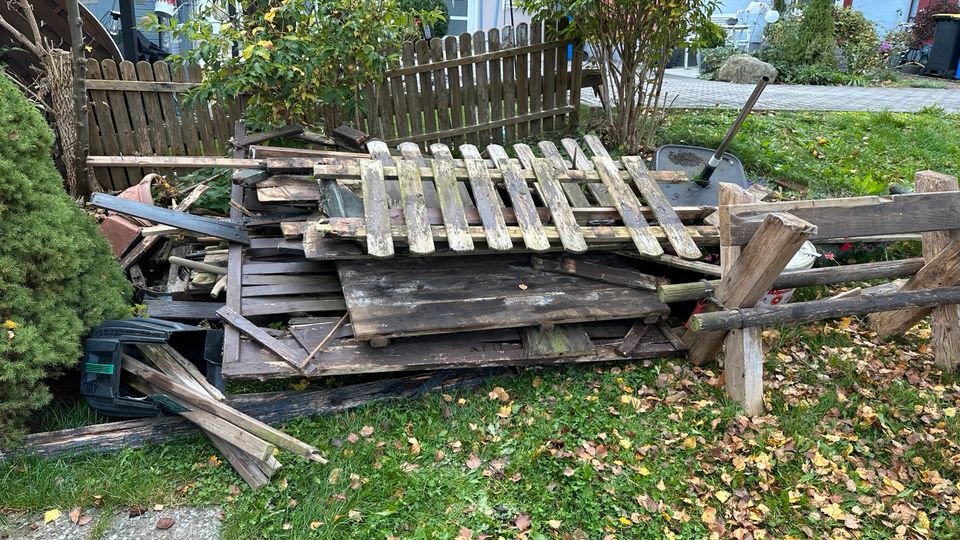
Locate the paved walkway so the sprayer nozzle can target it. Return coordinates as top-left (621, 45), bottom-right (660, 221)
top-left (581, 72), bottom-right (960, 112)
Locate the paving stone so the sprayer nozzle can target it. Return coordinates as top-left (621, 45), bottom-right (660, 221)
top-left (2, 507), bottom-right (221, 540)
top-left (582, 73), bottom-right (960, 112)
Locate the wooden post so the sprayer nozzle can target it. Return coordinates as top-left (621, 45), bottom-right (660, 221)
top-left (684, 184), bottom-right (817, 415)
top-left (869, 239), bottom-right (960, 337)
top-left (916, 171), bottom-right (960, 370)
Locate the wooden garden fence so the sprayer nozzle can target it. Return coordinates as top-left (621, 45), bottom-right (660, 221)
top-left (84, 20), bottom-right (583, 190)
top-left (359, 21), bottom-right (583, 148)
top-left (85, 58), bottom-right (242, 190)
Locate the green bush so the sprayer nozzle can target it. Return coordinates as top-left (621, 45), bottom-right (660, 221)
top-left (834, 7), bottom-right (880, 74)
top-left (698, 46), bottom-right (738, 78)
top-left (796, 0), bottom-right (837, 67)
top-left (0, 73), bottom-right (131, 440)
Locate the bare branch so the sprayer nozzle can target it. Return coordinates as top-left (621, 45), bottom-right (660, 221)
top-left (0, 13), bottom-right (44, 58)
top-left (16, 0), bottom-right (43, 48)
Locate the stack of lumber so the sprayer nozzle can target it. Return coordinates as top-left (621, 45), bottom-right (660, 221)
top-left (123, 344), bottom-right (325, 488)
top-left (207, 135), bottom-right (730, 380)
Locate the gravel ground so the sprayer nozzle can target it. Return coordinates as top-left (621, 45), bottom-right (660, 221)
top-left (2, 506), bottom-right (221, 540)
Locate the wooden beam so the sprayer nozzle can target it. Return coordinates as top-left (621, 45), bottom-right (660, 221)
top-left (90, 193), bottom-right (249, 245)
top-left (684, 186), bottom-right (817, 414)
top-left (121, 355), bottom-right (326, 463)
top-left (657, 258), bottom-right (926, 303)
top-left (722, 191), bottom-right (960, 245)
top-left (869, 239), bottom-right (960, 338)
top-left (531, 255), bottom-right (665, 291)
top-left (917, 171), bottom-right (960, 371)
top-left (87, 156), bottom-right (266, 169)
top-left (690, 286), bottom-right (960, 331)
top-left (313, 163), bottom-right (688, 185)
top-left (217, 306), bottom-right (308, 373)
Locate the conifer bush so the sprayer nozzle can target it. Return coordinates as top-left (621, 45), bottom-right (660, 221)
top-left (0, 73), bottom-right (131, 439)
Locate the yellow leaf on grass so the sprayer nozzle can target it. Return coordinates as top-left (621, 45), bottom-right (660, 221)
top-left (497, 403), bottom-right (513, 418)
top-left (638, 466), bottom-right (651, 476)
top-left (714, 490), bottom-right (731, 503)
top-left (822, 503), bottom-right (844, 520)
top-left (811, 452), bottom-right (830, 468)
top-left (945, 407), bottom-right (956, 418)
top-left (309, 520), bottom-right (322, 530)
top-left (682, 437), bottom-right (697, 449)
top-left (700, 506), bottom-right (717, 524)
top-left (619, 516), bottom-right (632, 526)
top-left (43, 509), bottom-right (61, 524)
top-left (3, 319), bottom-right (16, 329)
top-left (620, 395), bottom-right (642, 410)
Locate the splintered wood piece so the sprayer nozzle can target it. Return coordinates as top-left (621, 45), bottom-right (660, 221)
top-left (535, 141), bottom-right (591, 206)
top-left (463, 158), bottom-right (513, 250)
top-left (621, 156), bottom-right (701, 260)
top-left (532, 255), bottom-right (663, 290)
top-left (217, 306), bottom-right (307, 374)
top-left (498, 158), bottom-right (551, 251)
top-left (360, 159), bottom-right (395, 258)
top-left (398, 142), bottom-right (441, 207)
top-left (366, 140), bottom-right (401, 206)
top-left (559, 138), bottom-right (614, 205)
top-left (592, 156), bottom-right (663, 257)
top-left (209, 434), bottom-right (272, 489)
top-left (870, 239), bottom-right (960, 337)
top-left (431, 157), bottom-right (475, 252)
top-left (583, 134), bottom-right (612, 158)
top-left (916, 170), bottom-right (960, 370)
top-left (684, 211), bottom-right (817, 365)
top-left (531, 159), bottom-right (587, 253)
top-left (121, 355), bottom-right (326, 463)
top-left (429, 143), bottom-right (475, 208)
top-left (616, 321), bottom-right (652, 357)
top-left (136, 344), bottom-right (225, 401)
top-left (522, 324), bottom-right (593, 359)
top-left (396, 160), bottom-right (436, 254)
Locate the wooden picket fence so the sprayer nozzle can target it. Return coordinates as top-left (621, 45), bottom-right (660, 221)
top-left (359, 20), bottom-right (582, 148)
top-left (85, 20), bottom-right (583, 189)
top-left (85, 58), bottom-right (242, 190)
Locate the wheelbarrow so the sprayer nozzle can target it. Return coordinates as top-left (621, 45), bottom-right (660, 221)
top-left (652, 76), bottom-right (769, 207)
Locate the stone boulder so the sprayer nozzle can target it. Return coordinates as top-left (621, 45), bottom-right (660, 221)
top-left (716, 54), bottom-right (778, 84)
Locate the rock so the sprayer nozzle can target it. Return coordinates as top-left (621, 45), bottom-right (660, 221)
top-left (716, 54), bottom-right (778, 84)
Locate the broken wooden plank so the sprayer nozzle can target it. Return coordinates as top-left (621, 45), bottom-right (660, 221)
top-left (498, 158), bottom-right (550, 251)
top-left (359, 159), bottom-right (395, 258)
top-left (531, 158), bottom-right (587, 253)
top-left (91, 193), bottom-right (249, 245)
top-left (622, 156), bottom-right (701, 260)
top-left (431, 155), bottom-right (475, 252)
top-left (217, 306), bottom-right (307, 373)
top-left (531, 254), bottom-right (664, 290)
top-left (463, 158), bottom-right (513, 250)
top-left (592, 156), bottom-right (662, 257)
top-left (870, 239), bottom-right (960, 337)
top-left (396, 160), bottom-right (436, 254)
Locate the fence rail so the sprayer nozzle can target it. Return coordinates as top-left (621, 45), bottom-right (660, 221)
top-left (85, 58), bottom-right (241, 190)
top-left (85, 20), bottom-right (582, 189)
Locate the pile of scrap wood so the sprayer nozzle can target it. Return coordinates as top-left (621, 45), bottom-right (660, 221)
top-left (89, 128), bottom-right (730, 382)
top-left (123, 343), bottom-right (325, 488)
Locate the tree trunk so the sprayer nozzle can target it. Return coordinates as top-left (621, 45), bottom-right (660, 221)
top-left (44, 50), bottom-right (102, 196)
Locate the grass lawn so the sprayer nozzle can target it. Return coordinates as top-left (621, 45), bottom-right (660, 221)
top-left (2, 322), bottom-right (959, 539)
top-left (653, 108), bottom-right (960, 197)
top-left (4, 111), bottom-right (960, 539)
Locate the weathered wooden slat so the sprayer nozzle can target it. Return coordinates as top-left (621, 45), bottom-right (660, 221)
top-left (501, 26), bottom-right (517, 143)
top-left (169, 63), bottom-right (204, 155)
top-left (458, 33), bottom-right (479, 146)
top-left (415, 40), bottom-right (437, 139)
top-left (471, 31), bottom-right (491, 146)
top-left (444, 35), bottom-right (465, 147)
top-left (397, 142), bottom-right (441, 207)
top-left (498, 157), bottom-right (551, 251)
top-left (397, 160), bottom-right (436, 254)
top-left (528, 22), bottom-right (544, 135)
top-left (90, 193), bottom-right (249, 244)
top-left (560, 138), bottom-right (613, 205)
top-left (531, 158), bottom-right (587, 253)
top-left (134, 61), bottom-right (171, 157)
top-left (430, 151), bottom-right (475, 252)
top-left (536, 141), bottom-right (591, 207)
top-left (401, 42), bottom-right (423, 138)
top-left (241, 296), bottom-right (347, 316)
top-left (217, 306), bottom-right (305, 373)
top-left (522, 324), bottom-right (593, 359)
top-left (463, 157), bottom-right (513, 251)
top-left (622, 156), bottom-right (701, 260)
top-left (722, 191), bottom-right (960, 245)
top-left (366, 140), bottom-right (402, 207)
top-left (429, 142), bottom-right (475, 208)
top-left (514, 23), bottom-right (530, 139)
top-left (118, 61), bottom-right (155, 158)
top-left (532, 255), bottom-right (665, 290)
top-left (430, 38), bottom-right (452, 133)
top-left (593, 156), bottom-right (663, 256)
top-left (381, 38), bottom-right (565, 77)
top-left (359, 159), bottom-right (395, 258)
top-left (319, 219), bottom-right (719, 246)
top-left (487, 28), bottom-right (504, 144)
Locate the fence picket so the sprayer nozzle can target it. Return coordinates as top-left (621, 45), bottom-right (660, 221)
top-left (528, 22), bottom-right (544, 135)
top-left (502, 26), bottom-right (517, 144)
top-left (487, 28), bottom-right (503, 144)
top-left (515, 23), bottom-right (530, 139)
top-left (459, 33), bottom-right (478, 147)
top-left (444, 36), bottom-right (465, 148)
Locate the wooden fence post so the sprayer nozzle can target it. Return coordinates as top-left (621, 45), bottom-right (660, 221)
top-left (684, 183), bottom-right (817, 414)
top-left (914, 171), bottom-right (960, 370)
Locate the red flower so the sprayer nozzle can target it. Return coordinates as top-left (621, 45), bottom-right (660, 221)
top-left (839, 242), bottom-right (853, 252)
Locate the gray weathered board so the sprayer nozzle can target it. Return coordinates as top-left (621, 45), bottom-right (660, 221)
top-left (335, 255), bottom-right (670, 341)
top-left (313, 141), bottom-right (701, 260)
top-left (225, 320), bottom-right (684, 379)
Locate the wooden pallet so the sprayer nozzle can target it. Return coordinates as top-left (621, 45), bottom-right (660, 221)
top-left (312, 136), bottom-right (703, 260)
